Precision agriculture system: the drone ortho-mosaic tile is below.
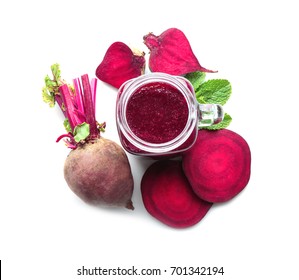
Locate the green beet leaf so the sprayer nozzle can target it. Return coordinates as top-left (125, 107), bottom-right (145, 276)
top-left (42, 64), bottom-right (62, 108)
top-left (51, 63), bottom-right (61, 82)
top-left (73, 122), bottom-right (90, 142)
top-left (63, 119), bottom-right (72, 133)
top-left (42, 86), bottom-right (55, 107)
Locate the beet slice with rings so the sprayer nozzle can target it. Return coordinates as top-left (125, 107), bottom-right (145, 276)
top-left (141, 160), bottom-right (213, 228)
top-left (182, 129), bottom-right (251, 203)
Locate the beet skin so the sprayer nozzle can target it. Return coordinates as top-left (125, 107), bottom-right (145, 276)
top-left (141, 160), bottom-right (212, 228)
top-left (64, 137), bottom-right (134, 209)
top-left (182, 129), bottom-right (251, 203)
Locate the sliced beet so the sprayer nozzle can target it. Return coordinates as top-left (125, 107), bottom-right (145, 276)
top-left (182, 129), bottom-right (251, 203)
top-left (143, 28), bottom-right (215, 75)
top-left (141, 160), bottom-right (212, 228)
top-left (95, 42), bottom-right (145, 89)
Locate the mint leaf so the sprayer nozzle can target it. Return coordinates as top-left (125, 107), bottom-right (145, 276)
top-left (185, 71), bottom-right (206, 91)
top-left (73, 122), bottom-right (90, 142)
top-left (202, 113), bottom-right (232, 130)
top-left (196, 79), bottom-right (232, 106)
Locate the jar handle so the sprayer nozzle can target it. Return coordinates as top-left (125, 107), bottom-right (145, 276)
top-left (198, 104), bottom-right (224, 127)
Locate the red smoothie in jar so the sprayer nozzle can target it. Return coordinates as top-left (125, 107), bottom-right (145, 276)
top-left (126, 82), bottom-right (189, 144)
top-left (116, 73), bottom-right (200, 157)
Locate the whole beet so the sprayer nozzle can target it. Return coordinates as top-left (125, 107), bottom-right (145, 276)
top-left (64, 137), bottom-right (134, 210)
top-left (43, 66), bottom-right (135, 210)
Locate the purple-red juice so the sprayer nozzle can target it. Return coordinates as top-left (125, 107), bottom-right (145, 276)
top-left (126, 82), bottom-right (188, 144)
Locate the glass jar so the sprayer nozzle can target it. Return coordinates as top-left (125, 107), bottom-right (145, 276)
top-left (116, 72), bottom-right (223, 157)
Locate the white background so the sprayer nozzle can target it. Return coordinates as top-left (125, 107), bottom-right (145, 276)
top-left (1, 0), bottom-right (298, 279)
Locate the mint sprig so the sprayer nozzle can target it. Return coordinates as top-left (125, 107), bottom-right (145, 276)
top-left (185, 72), bottom-right (233, 130)
top-left (196, 79), bottom-right (232, 106)
top-left (185, 71), bottom-right (206, 91)
top-left (205, 113), bottom-right (232, 130)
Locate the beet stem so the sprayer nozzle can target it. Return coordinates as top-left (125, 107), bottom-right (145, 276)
top-left (143, 33), bottom-right (159, 50)
top-left (91, 78), bottom-right (97, 116)
top-left (56, 96), bottom-right (68, 118)
top-left (73, 78), bottom-right (85, 114)
top-left (81, 74), bottom-right (98, 139)
top-left (59, 84), bottom-right (78, 131)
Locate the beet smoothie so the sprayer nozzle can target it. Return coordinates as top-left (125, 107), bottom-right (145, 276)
top-left (116, 73), bottom-right (202, 157)
top-left (126, 82), bottom-right (188, 144)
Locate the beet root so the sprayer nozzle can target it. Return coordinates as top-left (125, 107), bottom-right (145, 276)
top-left (182, 129), bottom-right (251, 203)
top-left (64, 137), bottom-right (134, 209)
top-left (143, 28), bottom-right (216, 76)
top-left (96, 42), bottom-right (145, 89)
top-left (141, 160), bottom-right (212, 228)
